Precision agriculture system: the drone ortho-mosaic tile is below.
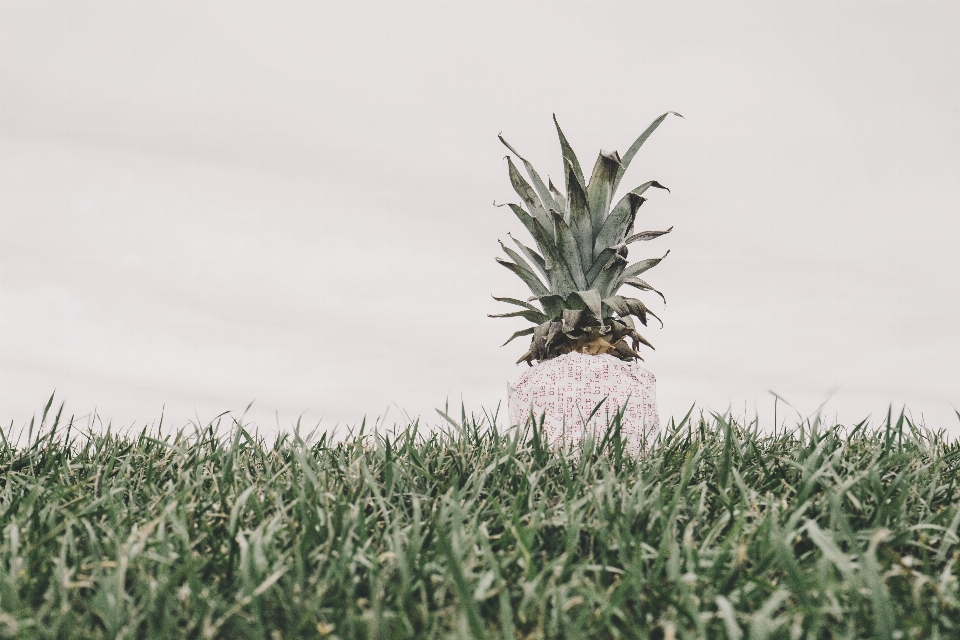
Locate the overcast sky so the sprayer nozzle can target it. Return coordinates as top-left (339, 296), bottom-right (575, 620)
top-left (2, 1), bottom-right (958, 436)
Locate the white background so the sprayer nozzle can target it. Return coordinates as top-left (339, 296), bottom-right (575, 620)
top-left (2, 1), bottom-right (958, 435)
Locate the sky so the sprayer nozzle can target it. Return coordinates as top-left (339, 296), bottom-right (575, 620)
top-left (1, 1), bottom-right (959, 436)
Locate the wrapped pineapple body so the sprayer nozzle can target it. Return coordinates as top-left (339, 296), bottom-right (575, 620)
top-left (493, 115), bottom-right (679, 454)
top-left (507, 352), bottom-right (660, 455)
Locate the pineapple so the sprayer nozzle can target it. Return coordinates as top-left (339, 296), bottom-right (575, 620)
top-left (492, 113), bottom-right (682, 366)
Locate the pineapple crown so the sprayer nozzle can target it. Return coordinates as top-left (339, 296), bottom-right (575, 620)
top-left (490, 112), bottom-right (682, 365)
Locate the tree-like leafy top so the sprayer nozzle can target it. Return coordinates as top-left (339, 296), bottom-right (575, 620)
top-left (491, 113), bottom-right (682, 365)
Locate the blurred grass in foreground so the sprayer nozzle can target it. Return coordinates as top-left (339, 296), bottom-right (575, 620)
top-left (2, 397), bottom-right (960, 639)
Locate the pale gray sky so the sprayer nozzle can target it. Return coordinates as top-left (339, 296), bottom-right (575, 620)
top-left (2, 1), bottom-right (958, 434)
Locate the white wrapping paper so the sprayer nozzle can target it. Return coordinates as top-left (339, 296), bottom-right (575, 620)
top-left (507, 352), bottom-right (660, 456)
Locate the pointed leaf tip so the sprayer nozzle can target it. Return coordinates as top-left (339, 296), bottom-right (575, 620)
top-left (600, 149), bottom-right (624, 167)
top-left (625, 226), bottom-right (673, 244)
top-left (501, 326), bottom-right (535, 347)
top-left (553, 114), bottom-right (586, 191)
top-left (612, 113), bottom-right (683, 195)
top-left (498, 134), bottom-right (528, 163)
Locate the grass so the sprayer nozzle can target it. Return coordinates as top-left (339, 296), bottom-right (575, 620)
top-left (1, 397), bottom-right (960, 639)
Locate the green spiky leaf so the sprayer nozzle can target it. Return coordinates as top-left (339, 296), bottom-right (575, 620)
top-left (507, 233), bottom-right (548, 281)
top-left (492, 294), bottom-right (543, 313)
top-left (528, 294), bottom-right (566, 319)
top-left (487, 309), bottom-right (549, 324)
top-left (495, 258), bottom-right (549, 297)
top-left (548, 177), bottom-right (567, 216)
top-left (498, 240), bottom-right (539, 280)
top-left (632, 180), bottom-right (670, 196)
top-left (566, 165), bottom-right (593, 269)
top-left (626, 226), bottom-right (673, 244)
top-left (505, 156), bottom-right (554, 241)
top-left (602, 295), bottom-right (662, 327)
top-left (585, 247), bottom-right (616, 286)
top-left (501, 326), bottom-right (534, 346)
top-left (622, 277), bottom-right (666, 304)
top-left (501, 202), bottom-right (537, 241)
top-left (566, 289), bottom-right (603, 323)
top-left (521, 216), bottom-right (577, 296)
top-left (553, 114), bottom-right (585, 195)
top-left (593, 190), bottom-right (645, 258)
top-left (502, 203), bottom-right (562, 281)
top-left (499, 135), bottom-right (561, 215)
top-left (616, 250), bottom-right (670, 286)
top-left (592, 254), bottom-right (628, 298)
top-left (586, 149), bottom-right (622, 237)
top-left (550, 211), bottom-right (587, 291)
top-left (612, 112), bottom-right (683, 196)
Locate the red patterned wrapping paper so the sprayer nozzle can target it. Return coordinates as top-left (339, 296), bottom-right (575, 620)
top-left (507, 352), bottom-right (660, 456)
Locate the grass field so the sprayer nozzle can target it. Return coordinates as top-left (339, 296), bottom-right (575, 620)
top-left (1, 398), bottom-right (960, 639)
